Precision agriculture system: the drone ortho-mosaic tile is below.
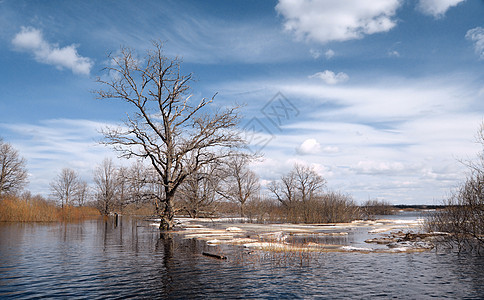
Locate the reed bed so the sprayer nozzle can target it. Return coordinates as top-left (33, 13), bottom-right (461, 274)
top-left (0, 195), bottom-right (100, 222)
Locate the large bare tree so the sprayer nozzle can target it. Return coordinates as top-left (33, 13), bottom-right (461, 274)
top-left (0, 139), bottom-right (28, 197)
top-left (96, 42), bottom-right (245, 230)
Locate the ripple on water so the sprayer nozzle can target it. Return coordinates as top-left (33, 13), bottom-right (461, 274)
top-left (0, 219), bottom-right (483, 299)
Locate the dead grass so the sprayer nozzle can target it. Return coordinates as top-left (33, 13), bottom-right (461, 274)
top-left (0, 195), bottom-right (100, 222)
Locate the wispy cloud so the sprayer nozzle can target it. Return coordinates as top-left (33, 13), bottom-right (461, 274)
top-left (0, 119), bottom-right (118, 196)
top-left (416, 0), bottom-right (465, 18)
top-left (466, 27), bottom-right (484, 60)
top-left (212, 72), bottom-right (482, 203)
top-left (12, 27), bottom-right (93, 75)
top-left (276, 0), bottom-right (401, 44)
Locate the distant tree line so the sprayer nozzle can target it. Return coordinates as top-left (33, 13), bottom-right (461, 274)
top-left (0, 134), bottom-right (391, 226)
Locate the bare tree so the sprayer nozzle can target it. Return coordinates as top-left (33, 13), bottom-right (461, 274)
top-left (0, 139), bottom-right (28, 197)
top-left (75, 180), bottom-right (90, 207)
top-left (178, 163), bottom-right (221, 218)
top-left (269, 164), bottom-right (330, 223)
top-left (50, 168), bottom-right (81, 208)
top-left (269, 163), bottom-right (325, 206)
top-left (128, 160), bottom-right (149, 207)
top-left (115, 166), bottom-right (130, 210)
top-left (294, 164), bottom-right (326, 202)
top-left (219, 156), bottom-right (260, 217)
top-left (93, 158), bottom-right (119, 216)
top-left (268, 170), bottom-right (297, 207)
top-left (96, 42), bottom-right (245, 230)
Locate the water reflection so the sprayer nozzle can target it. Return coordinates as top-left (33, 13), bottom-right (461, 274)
top-left (0, 217), bottom-right (483, 299)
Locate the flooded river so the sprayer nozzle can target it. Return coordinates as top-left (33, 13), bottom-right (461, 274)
top-left (1, 214), bottom-right (483, 299)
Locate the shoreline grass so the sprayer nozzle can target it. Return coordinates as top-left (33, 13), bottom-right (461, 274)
top-left (0, 195), bottom-right (100, 222)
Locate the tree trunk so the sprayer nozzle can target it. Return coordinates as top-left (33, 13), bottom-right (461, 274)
top-left (159, 195), bottom-right (175, 231)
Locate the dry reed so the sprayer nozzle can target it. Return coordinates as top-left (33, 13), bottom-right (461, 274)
top-left (0, 195), bottom-right (100, 222)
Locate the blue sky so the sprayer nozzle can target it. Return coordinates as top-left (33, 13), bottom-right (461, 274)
top-left (1, 0), bottom-right (484, 204)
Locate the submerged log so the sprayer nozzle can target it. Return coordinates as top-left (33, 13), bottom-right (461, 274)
top-left (202, 252), bottom-right (227, 260)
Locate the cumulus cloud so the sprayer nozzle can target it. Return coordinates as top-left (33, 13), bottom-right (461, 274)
top-left (416, 0), bottom-right (465, 18)
top-left (12, 27), bottom-right (93, 75)
top-left (325, 49), bottom-right (335, 59)
top-left (466, 27), bottom-right (484, 60)
top-left (275, 0), bottom-right (401, 44)
top-left (297, 138), bottom-right (321, 155)
top-left (309, 70), bottom-right (349, 85)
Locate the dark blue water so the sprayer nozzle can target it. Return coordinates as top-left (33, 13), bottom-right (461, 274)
top-left (0, 217), bottom-right (483, 299)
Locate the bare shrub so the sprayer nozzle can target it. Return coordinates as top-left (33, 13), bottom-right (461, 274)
top-left (245, 197), bottom-right (281, 223)
top-left (266, 163), bottom-right (359, 224)
top-left (426, 174), bottom-right (484, 253)
top-left (240, 192), bottom-right (360, 224)
top-left (362, 199), bottom-right (395, 218)
top-left (426, 123), bottom-right (484, 254)
top-left (282, 192), bottom-right (360, 224)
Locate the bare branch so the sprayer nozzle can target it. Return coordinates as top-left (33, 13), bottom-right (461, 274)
top-left (95, 42), bottom-right (247, 230)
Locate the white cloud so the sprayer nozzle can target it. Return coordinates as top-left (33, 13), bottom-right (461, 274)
top-left (309, 70), bottom-right (349, 85)
top-left (275, 0), bottom-right (401, 44)
top-left (416, 0), bottom-right (465, 18)
top-left (322, 146), bottom-right (339, 153)
top-left (281, 76), bottom-right (472, 122)
top-left (12, 27), bottom-right (93, 75)
top-left (214, 73), bottom-right (482, 204)
top-left (0, 119), bottom-right (119, 196)
top-left (388, 50), bottom-right (400, 57)
top-left (297, 138), bottom-right (321, 155)
top-left (353, 160), bottom-right (405, 175)
top-left (309, 49), bottom-right (321, 59)
top-left (466, 27), bottom-right (484, 60)
top-left (153, 16), bottom-right (309, 64)
top-left (308, 49), bottom-right (335, 60)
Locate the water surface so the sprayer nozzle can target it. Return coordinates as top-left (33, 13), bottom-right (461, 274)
top-left (0, 217), bottom-right (483, 299)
